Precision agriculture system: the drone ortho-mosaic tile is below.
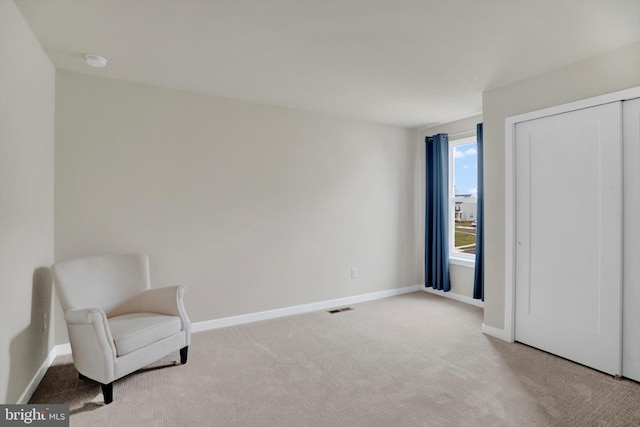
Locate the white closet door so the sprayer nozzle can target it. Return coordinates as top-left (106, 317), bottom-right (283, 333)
top-left (623, 98), bottom-right (640, 381)
top-left (515, 102), bottom-right (622, 376)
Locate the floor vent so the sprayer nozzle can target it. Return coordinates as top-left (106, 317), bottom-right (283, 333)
top-left (328, 307), bottom-right (353, 314)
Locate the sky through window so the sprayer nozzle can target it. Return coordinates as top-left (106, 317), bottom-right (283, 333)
top-left (453, 143), bottom-right (477, 196)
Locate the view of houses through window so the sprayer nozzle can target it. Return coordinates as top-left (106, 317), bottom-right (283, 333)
top-left (450, 138), bottom-right (477, 258)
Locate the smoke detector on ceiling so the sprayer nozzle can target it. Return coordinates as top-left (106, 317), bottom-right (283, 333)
top-left (85, 54), bottom-right (108, 68)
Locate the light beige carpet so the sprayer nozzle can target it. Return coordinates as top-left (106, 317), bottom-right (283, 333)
top-left (30, 292), bottom-right (640, 426)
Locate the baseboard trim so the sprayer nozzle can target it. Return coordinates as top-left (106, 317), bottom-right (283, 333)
top-left (16, 346), bottom-right (58, 404)
top-left (481, 323), bottom-right (513, 342)
top-left (55, 343), bottom-right (72, 356)
top-left (192, 284), bottom-right (422, 333)
top-left (422, 287), bottom-right (485, 308)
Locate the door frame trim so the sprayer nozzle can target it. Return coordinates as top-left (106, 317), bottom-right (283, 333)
top-left (503, 86), bottom-right (640, 343)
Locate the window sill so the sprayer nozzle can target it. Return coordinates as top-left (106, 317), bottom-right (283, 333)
top-left (449, 257), bottom-right (475, 268)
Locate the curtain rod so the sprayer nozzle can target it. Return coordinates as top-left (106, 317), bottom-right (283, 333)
top-left (425, 129), bottom-right (475, 138)
top-left (447, 129), bottom-right (475, 137)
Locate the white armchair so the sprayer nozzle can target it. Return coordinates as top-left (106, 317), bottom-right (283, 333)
top-left (51, 253), bottom-right (191, 404)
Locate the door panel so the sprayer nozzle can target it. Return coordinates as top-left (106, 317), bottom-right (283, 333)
top-left (623, 98), bottom-right (640, 381)
top-left (515, 102), bottom-right (622, 375)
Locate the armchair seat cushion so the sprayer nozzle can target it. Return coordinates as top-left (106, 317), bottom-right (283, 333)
top-left (108, 313), bottom-right (182, 356)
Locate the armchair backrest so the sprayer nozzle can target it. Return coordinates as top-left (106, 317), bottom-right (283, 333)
top-left (52, 253), bottom-right (151, 314)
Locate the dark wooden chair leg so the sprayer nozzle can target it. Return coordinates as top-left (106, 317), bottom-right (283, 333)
top-left (101, 382), bottom-right (113, 404)
top-left (180, 346), bottom-right (189, 364)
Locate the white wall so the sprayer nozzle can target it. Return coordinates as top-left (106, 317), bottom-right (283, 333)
top-left (419, 114), bottom-right (482, 299)
top-left (0, 1), bottom-right (55, 404)
top-left (482, 42), bottom-right (640, 330)
top-left (54, 71), bottom-right (420, 343)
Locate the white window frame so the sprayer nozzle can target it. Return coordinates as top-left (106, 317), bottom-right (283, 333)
top-left (449, 135), bottom-right (477, 268)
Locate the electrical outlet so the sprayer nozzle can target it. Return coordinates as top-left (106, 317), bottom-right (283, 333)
top-left (43, 312), bottom-right (48, 331)
top-left (351, 268), bottom-right (358, 279)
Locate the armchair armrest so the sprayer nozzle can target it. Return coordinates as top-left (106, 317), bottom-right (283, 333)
top-left (64, 308), bottom-right (117, 383)
top-left (65, 308), bottom-right (106, 324)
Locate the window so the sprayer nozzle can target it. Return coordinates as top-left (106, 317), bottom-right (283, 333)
top-left (449, 136), bottom-right (477, 264)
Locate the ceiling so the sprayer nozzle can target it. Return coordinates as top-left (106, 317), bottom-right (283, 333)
top-left (16, 0), bottom-right (640, 129)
